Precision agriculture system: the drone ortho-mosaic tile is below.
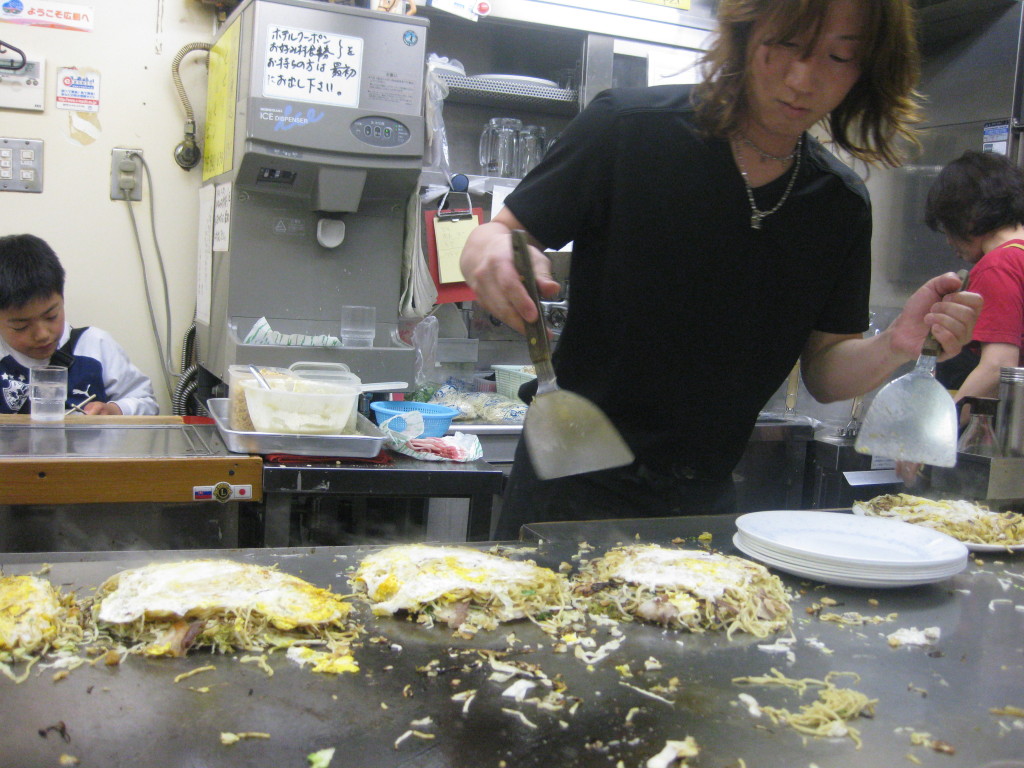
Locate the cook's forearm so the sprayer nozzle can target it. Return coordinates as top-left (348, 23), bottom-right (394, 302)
top-left (801, 330), bottom-right (913, 403)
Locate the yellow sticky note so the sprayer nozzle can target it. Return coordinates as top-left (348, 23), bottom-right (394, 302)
top-left (434, 216), bottom-right (477, 284)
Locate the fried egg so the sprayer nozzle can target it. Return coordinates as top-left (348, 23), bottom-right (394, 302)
top-left (0, 574), bottom-right (62, 655)
top-left (595, 546), bottom-right (771, 601)
top-left (351, 544), bottom-right (567, 625)
top-left (97, 559), bottom-right (350, 630)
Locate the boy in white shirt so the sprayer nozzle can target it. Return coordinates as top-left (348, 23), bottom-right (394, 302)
top-left (0, 233), bottom-right (158, 415)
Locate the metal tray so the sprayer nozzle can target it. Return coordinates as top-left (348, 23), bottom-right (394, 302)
top-left (207, 398), bottom-right (386, 458)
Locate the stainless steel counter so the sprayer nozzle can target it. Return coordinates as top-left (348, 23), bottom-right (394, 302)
top-left (3, 514), bottom-right (1023, 767)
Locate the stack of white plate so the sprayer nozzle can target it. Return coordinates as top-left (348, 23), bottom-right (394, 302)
top-left (733, 510), bottom-right (969, 588)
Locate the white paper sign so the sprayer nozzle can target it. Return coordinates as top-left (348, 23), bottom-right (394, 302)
top-left (212, 182), bottom-right (232, 253)
top-left (196, 184), bottom-right (216, 325)
top-left (56, 67), bottom-right (99, 112)
top-left (263, 24), bottom-right (363, 108)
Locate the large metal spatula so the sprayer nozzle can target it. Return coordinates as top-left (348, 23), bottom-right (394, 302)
top-left (855, 270), bottom-right (969, 467)
top-left (511, 230), bottom-right (635, 480)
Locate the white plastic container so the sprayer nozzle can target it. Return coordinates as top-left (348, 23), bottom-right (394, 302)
top-left (289, 362), bottom-right (362, 433)
top-left (241, 377), bottom-right (360, 435)
top-left (227, 365), bottom-right (292, 431)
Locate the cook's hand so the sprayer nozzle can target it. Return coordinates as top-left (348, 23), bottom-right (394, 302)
top-left (459, 215), bottom-right (560, 336)
top-left (889, 272), bottom-right (982, 361)
top-left (83, 401), bottom-right (123, 416)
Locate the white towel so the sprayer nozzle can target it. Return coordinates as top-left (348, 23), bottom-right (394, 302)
top-left (243, 317), bottom-right (341, 347)
top-left (399, 190), bottom-right (439, 318)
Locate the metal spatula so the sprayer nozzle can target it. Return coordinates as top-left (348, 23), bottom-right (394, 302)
top-left (854, 270), bottom-right (969, 467)
top-left (511, 230), bottom-right (635, 480)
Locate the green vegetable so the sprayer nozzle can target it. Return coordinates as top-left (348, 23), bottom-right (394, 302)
top-left (307, 747), bottom-right (335, 768)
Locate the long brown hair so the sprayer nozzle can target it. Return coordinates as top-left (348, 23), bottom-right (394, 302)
top-left (694, 0), bottom-right (922, 167)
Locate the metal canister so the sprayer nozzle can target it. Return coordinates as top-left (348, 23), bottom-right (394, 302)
top-left (996, 367), bottom-right (1024, 456)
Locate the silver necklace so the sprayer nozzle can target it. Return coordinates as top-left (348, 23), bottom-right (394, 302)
top-left (736, 132), bottom-right (800, 163)
top-left (734, 135), bottom-right (803, 230)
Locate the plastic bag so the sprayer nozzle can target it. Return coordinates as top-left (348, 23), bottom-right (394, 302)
top-left (425, 54), bottom-right (462, 177)
top-left (411, 315), bottom-right (440, 390)
top-left (378, 410), bottom-right (483, 462)
top-left (429, 384), bottom-right (527, 423)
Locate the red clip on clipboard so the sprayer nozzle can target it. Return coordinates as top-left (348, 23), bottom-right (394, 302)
top-left (424, 190), bottom-right (481, 304)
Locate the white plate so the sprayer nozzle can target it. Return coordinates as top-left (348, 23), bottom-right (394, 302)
top-left (733, 535), bottom-right (963, 588)
top-left (733, 533), bottom-right (965, 579)
top-left (736, 510), bottom-right (968, 568)
top-left (468, 73), bottom-right (559, 88)
top-left (850, 506), bottom-right (1024, 553)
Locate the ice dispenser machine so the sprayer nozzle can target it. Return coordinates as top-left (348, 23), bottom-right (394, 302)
top-left (196, 0), bottom-right (428, 385)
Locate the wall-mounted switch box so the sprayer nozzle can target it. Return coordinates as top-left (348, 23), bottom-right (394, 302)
top-left (0, 137), bottom-right (43, 193)
top-left (0, 60), bottom-right (45, 111)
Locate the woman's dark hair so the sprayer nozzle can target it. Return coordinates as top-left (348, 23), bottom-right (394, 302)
top-left (925, 150), bottom-right (1024, 241)
top-left (694, 0), bottom-right (922, 167)
top-left (0, 234), bottom-right (66, 311)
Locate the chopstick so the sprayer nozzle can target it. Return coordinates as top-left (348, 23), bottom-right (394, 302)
top-left (65, 393), bottom-right (98, 415)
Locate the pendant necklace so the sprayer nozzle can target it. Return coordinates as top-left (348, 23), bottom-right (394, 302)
top-left (734, 134), bottom-right (803, 230)
top-left (736, 132), bottom-right (801, 163)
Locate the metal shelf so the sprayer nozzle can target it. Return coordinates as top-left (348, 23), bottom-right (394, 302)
top-left (437, 72), bottom-right (579, 116)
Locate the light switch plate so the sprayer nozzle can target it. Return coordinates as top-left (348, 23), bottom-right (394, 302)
top-left (0, 137), bottom-right (43, 193)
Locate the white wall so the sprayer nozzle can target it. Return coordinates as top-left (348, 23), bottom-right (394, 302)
top-left (1, 0), bottom-right (217, 412)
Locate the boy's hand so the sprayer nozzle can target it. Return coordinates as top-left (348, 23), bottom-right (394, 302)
top-left (83, 401), bottom-right (123, 415)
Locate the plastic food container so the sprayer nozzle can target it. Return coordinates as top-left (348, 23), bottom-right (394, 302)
top-left (227, 365), bottom-right (292, 431)
top-left (370, 401), bottom-right (459, 437)
top-left (241, 377), bottom-right (360, 435)
top-left (492, 365), bottom-right (536, 402)
top-left (289, 362), bottom-right (362, 433)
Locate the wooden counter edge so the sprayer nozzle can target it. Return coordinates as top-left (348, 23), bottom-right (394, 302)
top-left (0, 415), bottom-right (185, 425)
top-left (0, 455), bottom-right (263, 504)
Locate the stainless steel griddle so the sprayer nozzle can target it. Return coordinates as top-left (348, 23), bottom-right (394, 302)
top-left (2, 514), bottom-right (1023, 767)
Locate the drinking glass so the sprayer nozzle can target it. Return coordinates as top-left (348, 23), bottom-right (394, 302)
top-left (341, 305), bottom-right (377, 348)
top-left (29, 365), bottom-right (67, 422)
top-left (478, 117), bottom-right (522, 177)
top-left (518, 125), bottom-right (547, 178)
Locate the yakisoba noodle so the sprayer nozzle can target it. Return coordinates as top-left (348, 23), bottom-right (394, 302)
top-left (733, 669), bottom-right (877, 749)
top-left (573, 545), bottom-right (792, 638)
top-left (0, 574), bottom-right (86, 683)
top-left (854, 493), bottom-right (1024, 548)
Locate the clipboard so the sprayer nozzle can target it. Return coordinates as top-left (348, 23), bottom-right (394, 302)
top-left (424, 190), bottom-right (481, 304)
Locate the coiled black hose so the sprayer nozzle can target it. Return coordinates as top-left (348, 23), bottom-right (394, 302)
top-left (172, 323), bottom-right (203, 416)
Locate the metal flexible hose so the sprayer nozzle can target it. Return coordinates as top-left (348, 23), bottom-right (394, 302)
top-left (173, 363), bottom-right (202, 416)
top-left (180, 321), bottom-right (196, 374)
top-left (171, 42), bottom-right (212, 123)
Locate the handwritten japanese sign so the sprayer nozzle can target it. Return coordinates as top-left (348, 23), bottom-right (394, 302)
top-left (263, 24), bottom-right (363, 108)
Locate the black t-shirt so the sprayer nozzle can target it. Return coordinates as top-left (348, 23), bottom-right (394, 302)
top-left (504, 85), bottom-right (872, 481)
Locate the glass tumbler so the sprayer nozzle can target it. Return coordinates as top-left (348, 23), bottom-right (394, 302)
top-left (478, 117), bottom-right (522, 177)
top-left (518, 125), bottom-right (547, 178)
top-left (29, 365), bottom-right (67, 422)
top-left (341, 305), bottom-right (377, 348)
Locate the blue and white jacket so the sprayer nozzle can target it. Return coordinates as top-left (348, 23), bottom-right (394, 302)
top-left (1, 322), bottom-right (158, 415)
